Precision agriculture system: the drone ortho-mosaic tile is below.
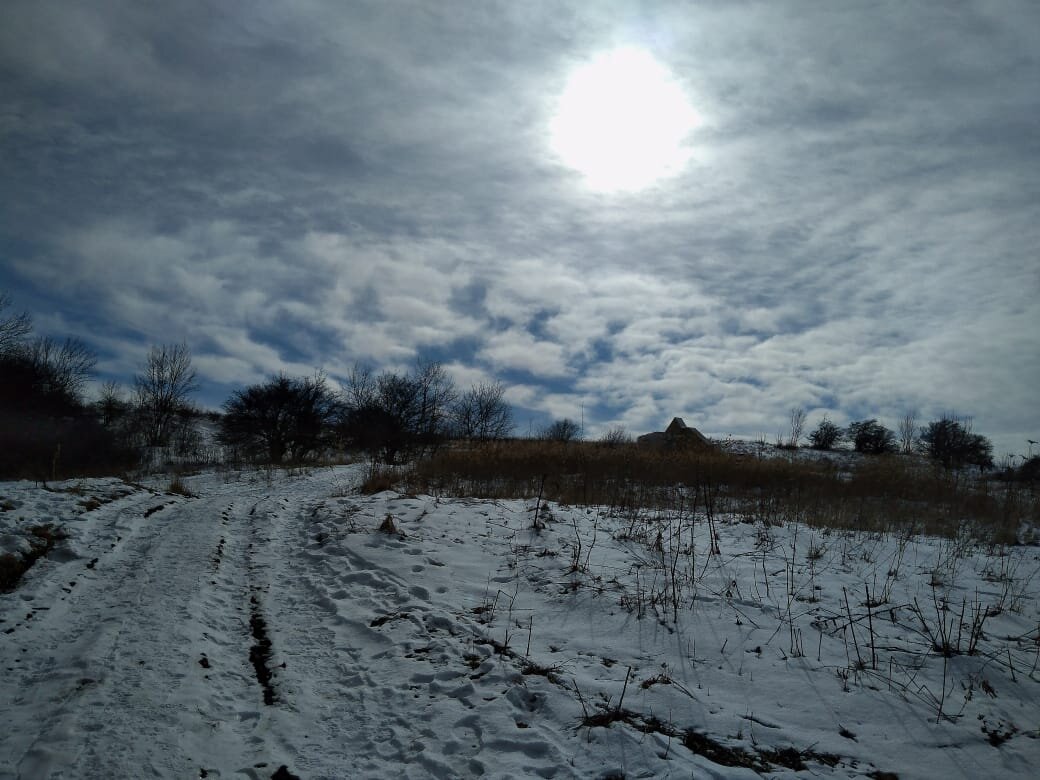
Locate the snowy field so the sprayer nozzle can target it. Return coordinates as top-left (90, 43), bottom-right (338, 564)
top-left (1, 465), bottom-right (1038, 779)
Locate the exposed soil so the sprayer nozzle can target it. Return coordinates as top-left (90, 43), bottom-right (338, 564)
top-left (0, 524), bottom-right (68, 593)
top-left (581, 706), bottom-right (848, 775)
top-left (248, 594), bottom-right (276, 705)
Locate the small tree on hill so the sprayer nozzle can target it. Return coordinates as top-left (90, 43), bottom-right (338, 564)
top-left (898, 410), bottom-right (917, 454)
top-left (918, 415), bottom-right (993, 469)
top-left (787, 407), bottom-right (807, 448)
top-left (847, 419), bottom-right (897, 455)
top-left (133, 343), bottom-right (198, 447)
top-left (808, 417), bottom-right (844, 450)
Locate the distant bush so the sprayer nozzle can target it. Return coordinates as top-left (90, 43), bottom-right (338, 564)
top-left (846, 419), bottom-right (897, 455)
top-left (918, 416), bottom-right (993, 469)
top-left (807, 417), bottom-right (844, 451)
top-left (339, 360), bottom-right (457, 464)
top-left (541, 418), bottom-right (582, 442)
top-left (599, 426), bottom-right (633, 447)
top-left (220, 373), bottom-right (341, 464)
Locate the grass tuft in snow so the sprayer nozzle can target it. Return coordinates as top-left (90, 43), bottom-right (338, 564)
top-left (359, 466), bottom-right (397, 494)
top-left (167, 475), bottom-right (196, 497)
top-left (377, 512), bottom-right (399, 535)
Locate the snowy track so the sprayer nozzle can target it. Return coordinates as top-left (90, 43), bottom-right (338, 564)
top-left (2, 467), bottom-right (1039, 779)
top-left (1, 470), bottom-right (367, 779)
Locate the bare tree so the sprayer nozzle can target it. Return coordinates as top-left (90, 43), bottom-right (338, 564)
top-left (453, 381), bottom-right (514, 441)
top-left (134, 343), bottom-right (198, 446)
top-left (344, 362), bottom-right (376, 409)
top-left (96, 380), bottom-right (127, 428)
top-left (28, 336), bottom-right (97, 400)
top-left (788, 407), bottom-right (807, 448)
top-left (898, 410), bottom-right (917, 454)
top-left (0, 292), bottom-right (32, 355)
top-left (599, 425), bottom-right (633, 447)
top-left (412, 359), bottom-right (457, 449)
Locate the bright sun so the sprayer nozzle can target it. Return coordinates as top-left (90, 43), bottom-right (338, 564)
top-left (550, 47), bottom-right (699, 193)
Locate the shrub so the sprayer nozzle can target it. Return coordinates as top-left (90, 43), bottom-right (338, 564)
top-left (541, 418), bottom-right (582, 442)
top-left (918, 416), bottom-right (994, 469)
top-left (846, 420), bottom-right (897, 455)
top-left (599, 426), bottom-right (633, 447)
top-left (807, 417), bottom-right (844, 450)
top-left (221, 373), bottom-right (341, 464)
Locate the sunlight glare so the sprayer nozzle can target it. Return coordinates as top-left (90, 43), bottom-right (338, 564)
top-left (550, 47), bottom-right (699, 193)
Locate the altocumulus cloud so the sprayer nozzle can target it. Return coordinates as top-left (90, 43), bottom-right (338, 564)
top-left (1, 0), bottom-right (1038, 456)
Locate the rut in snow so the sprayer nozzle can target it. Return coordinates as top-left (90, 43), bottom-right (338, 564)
top-left (248, 593), bottom-right (277, 705)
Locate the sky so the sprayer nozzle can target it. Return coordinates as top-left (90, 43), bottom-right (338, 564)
top-left (1, 0), bottom-right (1038, 457)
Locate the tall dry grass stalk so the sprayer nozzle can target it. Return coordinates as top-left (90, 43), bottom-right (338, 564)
top-left (400, 440), bottom-right (1037, 540)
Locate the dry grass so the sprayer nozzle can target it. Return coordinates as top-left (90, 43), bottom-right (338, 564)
top-left (401, 440), bottom-right (1038, 540)
top-left (359, 466), bottom-right (398, 495)
top-left (377, 513), bottom-right (399, 535)
top-left (167, 476), bottom-right (197, 497)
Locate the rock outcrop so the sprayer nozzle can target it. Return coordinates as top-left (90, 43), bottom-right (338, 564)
top-left (637, 417), bottom-right (712, 450)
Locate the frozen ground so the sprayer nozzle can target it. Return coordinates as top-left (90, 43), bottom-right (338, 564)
top-left (1, 465), bottom-right (1038, 779)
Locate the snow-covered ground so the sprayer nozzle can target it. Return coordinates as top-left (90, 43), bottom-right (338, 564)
top-left (1, 466), bottom-right (1038, 779)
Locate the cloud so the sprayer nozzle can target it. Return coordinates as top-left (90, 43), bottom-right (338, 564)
top-left (1, 1), bottom-right (1037, 456)
top-left (478, 330), bottom-right (571, 379)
